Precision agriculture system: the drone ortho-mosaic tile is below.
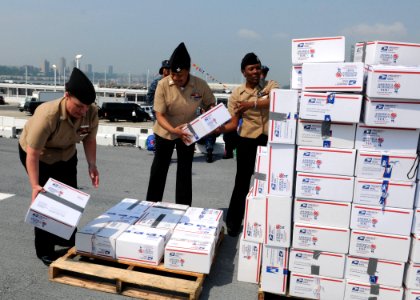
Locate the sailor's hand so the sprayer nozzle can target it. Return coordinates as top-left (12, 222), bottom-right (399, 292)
top-left (173, 125), bottom-right (192, 144)
top-left (234, 101), bottom-right (253, 114)
top-left (31, 185), bottom-right (44, 204)
top-left (88, 164), bottom-right (99, 188)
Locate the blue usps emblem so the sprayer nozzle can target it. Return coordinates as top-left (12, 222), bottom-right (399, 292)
top-left (376, 104), bottom-right (384, 109)
top-left (378, 74), bottom-right (387, 80)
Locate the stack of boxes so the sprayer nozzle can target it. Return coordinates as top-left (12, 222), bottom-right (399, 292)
top-left (237, 88), bottom-right (299, 295)
top-left (75, 199), bottom-right (223, 274)
top-left (350, 40), bottom-right (420, 299)
top-left (290, 36), bottom-right (362, 299)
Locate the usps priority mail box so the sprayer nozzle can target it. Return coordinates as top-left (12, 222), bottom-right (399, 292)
top-left (302, 62), bottom-right (364, 92)
top-left (289, 248), bottom-right (346, 279)
top-left (300, 92), bottom-right (362, 123)
top-left (296, 146), bottom-right (356, 176)
top-left (252, 146), bottom-right (268, 197)
top-left (344, 280), bottom-right (403, 300)
top-left (355, 150), bottom-right (418, 182)
top-left (349, 230), bottom-right (410, 262)
top-left (267, 144), bottom-right (296, 197)
top-left (355, 124), bottom-right (420, 153)
top-left (243, 196), bottom-right (266, 243)
top-left (115, 225), bottom-right (171, 265)
top-left (353, 42), bottom-right (366, 62)
top-left (351, 204), bottom-right (413, 236)
top-left (265, 196), bottom-right (293, 247)
top-left (291, 36), bottom-right (345, 65)
top-left (294, 198), bottom-right (351, 228)
top-left (105, 198), bottom-right (154, 218)
top-left (345, 255), bottom-right (405, 287)
top-left (412, 208), bottom-right (420, 235)
top-left (404, 288), bottom-right (420, 300)
top-left (292, 223), bottom-right (350, 254)
top-left (260, 246), bottom-right (289, 295)
top-left (364, 40), bottom-right (420, 66)
top-left (289, 272), bottom-right (346, 300)
top-left (295, 172), bottom-right (354, 202)
top-left (410, 234), bottom-right (420, 263)
top-left (297, 120), bottom-right (356, 149)
top-left (237, 237), bottom-right (263, 284)
top-left (76, 214), bottom-right (116, 254)
top-left (268, 89), bottom-right (299, 144)
top-left (25, 178), bottom-right (90, 240)
top-left (366, 65), bottom-right (420, 99)
top-left (290, 65), bottom-right (302, 90)
top-left (363, 97), bottom-right (420, 129)
top-left (405, 261), bottom-right (420, 289)
top-left (182, 103), bottom-right (231, 145)
top-left (353, 178), bottom-right (416, 209)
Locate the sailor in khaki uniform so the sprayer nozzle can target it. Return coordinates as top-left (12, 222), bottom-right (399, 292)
top-left (216, 53), bottom-right (279, 236)
top-left (18, 68), bottom-right (99, 265)
top-left (146, 42), bottom-right (215, 205)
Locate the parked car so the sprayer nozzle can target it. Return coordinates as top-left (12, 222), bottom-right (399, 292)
top-left (101, 102), bottom-right (151, 122)
top-left (0, 95), bottom-right (5, 105)
top-left (142, 105), bottom-right (155, 120)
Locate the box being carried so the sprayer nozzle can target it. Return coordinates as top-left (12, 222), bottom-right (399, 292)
top-left (366, 65), bottom-right (420, 99)
top-left (291, 36), bottom-right (345, 65)
top-left (268, 89), bottom-right (299, 144)
top-left (25, 178), bottom-right (90, 240)
top-left (364, 41), bottom-right (420, 66)
top-left (182, 103), bottom-right (231, 146)
top-left (345, 255), bottom-right (405, 287)
top-left (289, 248), bottom-right (346, 279)
top-left (300, 92), bottom-right (362, 123)
top-left (302, 62), bottom-right (364, 92)
top-left (363, 97), bottom-right (420, 129)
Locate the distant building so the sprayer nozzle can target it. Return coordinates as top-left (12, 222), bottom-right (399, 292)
top-left (41, 60), bottom-right (50, 75)
top-left (59, 57), bottom-right (66, 76)
top-left (107, 65), bottom-right (113, 76)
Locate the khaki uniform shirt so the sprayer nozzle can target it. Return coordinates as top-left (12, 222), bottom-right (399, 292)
top-left (153, 74), bottom-right (216, 140)
top-left (228, 80), bottom-right (279, 139)
top-left (19, 97), bottom-right (99, 164)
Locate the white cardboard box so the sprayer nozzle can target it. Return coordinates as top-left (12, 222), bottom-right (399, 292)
top-left (410, 234), bottom-right (420, 263)
top-left (355, 124), bottom-right (420, 153)
top-left (252, 146), bottom-right (268, 197)
top-left (296, 146), bottom-right (356, 176)
top-left (300, 92), bottom-right (362, 123)
top-left (164, 236), bottom-right (215, 274)
top-left (237, 237), bottom-right (262, 284)
top-left (289, 248), bottom-right (346, 278)
top-left (294, 198), bottom-right (352, 228)
top-left (416, 181), bottom-right (420, 207)
top-left (266, 144), bottom-right (296, 196)
top-left (181, 207), bottom-right (223, 223)
top-left (25, 178), bottom-right (90, 240)
top-left (353, 42), bottom-right (366, 62)
top-left (295, 172), bottom-right (354, 202)
top-left (349, 230), bottom-right (410, 262)
top-left (412, 208), bottom-right (420, 235)
top-left (364, 41), bottom-right (420, 66)
top-left (115, 225), bottom-right (171, 265)
top-left (363, 97), bottom-right (420, 129)
top-left (291, 36), bottom-right (345, 65)
top-left (243, 196), bottom-right (266, 243)
top-left (135, 207), bottom-right (184, 231)
top-left (174, 220), bottom-right (219, 237)
top-left (289, 272), bottom-right (346, 300)
top-left (265, 196), bottom-right (293, 247)
top-left (105, 198), bottom-right (154, 218)
top-left (268, 89), bottom-right (299, 144)
top-left (345, 255), bottom-right (405, 287)
top-left (351, 204), bottom-right (413, 236)
top-left (404, 262), bottom-right (420, 289)
top-left (366, 65), bottom-right (420, 99)
top-left (302, 62), bottom-right (365, 92)
top-left (404, 288), bottom-right (420, 300)
top-left (355, 150), bottom-right (418, 182)
top-left (182, 103), bottom-right (231, 145)
top-left (292, 223), bottom-right (350, 254)
top-left (353, 178), bottom-right (416, 209)
top-left (290, 65), bottom-right (302, 90)
top-left (152, 201), bottom-right (189, 211)
top-left (260, 246), bottom-right (289, 295)
top-left (297, 120), bottom-right (356, 149)
top-left (344, 280), bottom-right (403, 300)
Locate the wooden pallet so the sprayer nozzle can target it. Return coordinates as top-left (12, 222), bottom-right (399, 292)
top-left (49, 232), bottom-right (224, 300)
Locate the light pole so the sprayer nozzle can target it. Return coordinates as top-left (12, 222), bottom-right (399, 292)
top-left (75, 54), bottom-right (83, 69)
top-left (52, 64), bottom-right (57, 91)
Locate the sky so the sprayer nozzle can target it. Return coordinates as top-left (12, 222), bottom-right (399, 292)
top-left (2, 0), bottom-right (420, 85)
